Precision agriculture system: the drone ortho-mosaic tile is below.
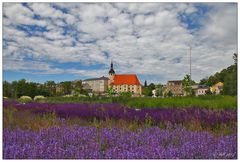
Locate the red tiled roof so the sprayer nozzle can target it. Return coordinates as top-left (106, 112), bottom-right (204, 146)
top-left (111, 74), bottom-right (141, 85)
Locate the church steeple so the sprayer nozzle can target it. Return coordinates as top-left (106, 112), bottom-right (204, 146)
top-left (109, 60), bottom-right (115, 75)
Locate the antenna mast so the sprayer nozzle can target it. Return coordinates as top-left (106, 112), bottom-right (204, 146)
top-left (190, 46), bottom-right (191, 81)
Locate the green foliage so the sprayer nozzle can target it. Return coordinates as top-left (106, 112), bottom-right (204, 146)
top-left (182, 74), bottom-right (195, 96)
top-left (120, 95), bottom-right (237, 110)
top-left (47, 96), bottom-right (112, 104)
top-left (233, 53), bottom-right (237, 65)
top-left (3, 81), bottom-right (12, 98)
top-left (61, 81), bottom-right (72, 95)
top-left (144, 80), bottom-right (147, 87)
top-left (199, 53), bottom-right (237, 96)
top-left (34, 95), bottom-right (46, 103)
top-left (155, 84), bottom-right (164, 97)
top-left (107, 87), bottom-right (114, 97)
top-left (142, 83), bottom-right (155, 96)
top-left (44, 95), bottom-right (237, 110)
top-left (18, 96), bottom-right (32, 103)
top-left (119, 91), bottom-right (132, 98)
top-left (223, 70), bottom-right (237, 96)
top-left (143, 87), bottom-right (153, 96)
top-left (44, 81), bottom-right (56, 97)
top-left (167, 91), bottom-right (173, 97)
top-left (3, 79), bottom-right (88, 99)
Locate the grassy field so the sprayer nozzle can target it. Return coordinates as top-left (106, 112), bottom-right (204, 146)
top-left (46, 95), bottom-right (237, 109)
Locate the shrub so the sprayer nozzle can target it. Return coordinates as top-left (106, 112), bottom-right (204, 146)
top-left (34, 95), bottom-right (46, 103)
top-left (18, 96), bottom-right (32, 103)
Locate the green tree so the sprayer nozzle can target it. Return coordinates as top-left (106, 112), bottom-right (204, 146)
top-left (44, 81), bottom-right (56, 96)
top-left (11, 81), bottom-right (18, 98)
top-left (107, 87), bottom-right (114, 98)
top-left (16, 79), bottom-right (28, 97)
top-left (233, 53), bottom-right (237, 65)
top-left (73, 80), bottom-right (84, 95)
top-left (182, 74), bottom-right (195, 96)
top-left (62, 81), bottom-right (72, 95)
top-left (144, 80), bottom-right (147, 87)
top-left (167, 90), bottom-right (173, 97)
top-left (25, 82), bottom-right (38, 98)
top-left (148, 83), bottom-right (155, 90)
top-left (3, 81), bottom-right (12, 97)
top-left (142, 87), bottom-right (152, 96)
top-left (222, 53), bottom-right (237, 96)
top-left (155, 84), bottom-right (164, 97)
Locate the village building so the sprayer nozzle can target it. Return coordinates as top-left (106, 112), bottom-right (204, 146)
top-left (210, 82), bottom-right (224, 94)
top-left (82, 76), bottom-right (109, 93)
top-left (193, 85), bottom-right (209, 96)
top-left (108, 62), bottom-right (142, 95)
top-left (164, 80), bottom-right (185, 96)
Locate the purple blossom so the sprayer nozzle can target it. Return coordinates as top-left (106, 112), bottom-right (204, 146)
top-left (4, 101), bottom-right (237, 126)
top-left (3, 126), bottom-right (237, 159)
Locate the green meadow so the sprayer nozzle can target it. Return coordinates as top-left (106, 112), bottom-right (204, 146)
top-left (45, 95), bottom-right (237, 110)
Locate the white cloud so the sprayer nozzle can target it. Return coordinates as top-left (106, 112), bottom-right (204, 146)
top-left (2, 3), bottom-right (237, 84)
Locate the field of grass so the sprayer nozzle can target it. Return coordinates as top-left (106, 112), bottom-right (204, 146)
top-left (46, 95), bottom-right (237, 110)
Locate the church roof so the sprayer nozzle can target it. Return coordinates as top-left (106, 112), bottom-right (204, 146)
top-left (111, 74), bottom-right (141, 85)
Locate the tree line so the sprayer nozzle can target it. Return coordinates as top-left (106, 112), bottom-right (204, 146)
top-left (199, 53), bottom-right (237, 96)
top-left (3, 79), bottom-right (87, 98)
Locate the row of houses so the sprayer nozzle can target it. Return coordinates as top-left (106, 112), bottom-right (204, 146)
top-left (164, 80), bottom-right (223, 96)
top-left (81, 62), bottom-right (224, 97)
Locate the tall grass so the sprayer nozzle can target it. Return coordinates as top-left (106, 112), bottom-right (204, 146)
top-left (45, 95), bottom-right (237, 109)
top-left (120, 95), bottom-right (237, 109)
top-left (47, 96), bottom-right (112, 104)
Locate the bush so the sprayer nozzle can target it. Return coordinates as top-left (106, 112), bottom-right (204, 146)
top-left (18, 96), bottom-right (32, 103)
top-left (34, 95), bottom-right (46, 103)
top-left (119, 92), bottom-right (132, 98)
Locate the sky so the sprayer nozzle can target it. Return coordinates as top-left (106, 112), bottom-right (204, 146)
top-left (2, 2), bottom-right (238, 84)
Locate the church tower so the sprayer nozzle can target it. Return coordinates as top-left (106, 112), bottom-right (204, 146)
top-left (108, 61), bottom-right (115, 84)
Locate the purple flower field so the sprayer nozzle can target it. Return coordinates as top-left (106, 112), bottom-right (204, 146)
top-left (4, 101), bottom-right (237, 126)
top-left (3, 100), bottom-right (237, 159)
top-left (3, 125), bottom-right (237, 159)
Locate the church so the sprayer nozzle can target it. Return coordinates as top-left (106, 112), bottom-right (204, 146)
top-left (82, 62), bottom-right (142, 96)
top-left (108, 62), bottom-right (142, 96)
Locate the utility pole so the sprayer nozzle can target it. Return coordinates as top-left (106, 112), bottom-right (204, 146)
top-left (189, 46), bottom-right (192, 95)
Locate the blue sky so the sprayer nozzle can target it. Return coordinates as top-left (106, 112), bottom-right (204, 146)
top-left (2, 3), bottom-right (237, 84)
